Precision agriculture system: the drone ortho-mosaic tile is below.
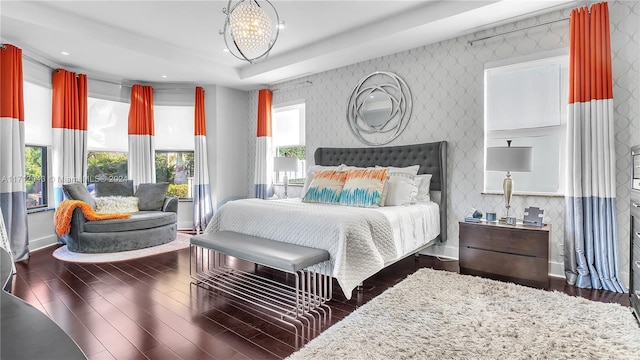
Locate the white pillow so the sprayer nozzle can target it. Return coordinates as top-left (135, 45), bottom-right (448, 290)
top-left (415, 174), bottom-right (433, 202)
top-left (94, 196), bottom-right (139, 214)
top-left (384, 173), bottom-right (419, 206)
top-left (382, 165), bottom-right (420, 206)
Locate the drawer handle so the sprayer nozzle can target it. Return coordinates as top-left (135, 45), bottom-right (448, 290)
top-left (633, 203), bottom-right (640, 208)
top-left (636, 233), bottom-right (640, 238)
top-left (636, 261), bottom-right (640, 268)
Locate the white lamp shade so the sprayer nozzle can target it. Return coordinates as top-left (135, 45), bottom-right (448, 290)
top-left (274, 157), bottom-right (298, 172)
top-left (486, 146), bottom-right (533, 172)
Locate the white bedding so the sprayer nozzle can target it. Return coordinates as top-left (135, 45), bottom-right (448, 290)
top-left (204, 198), bottom-right (439, 299)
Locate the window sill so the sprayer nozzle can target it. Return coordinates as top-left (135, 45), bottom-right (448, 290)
top-left (27, 207), bottom-right (55, 214)
top-left (482, 192), bottom-right (564, 198)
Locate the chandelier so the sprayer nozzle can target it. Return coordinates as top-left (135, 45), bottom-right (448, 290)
top-left (220, 0), bottom-right (281, 64)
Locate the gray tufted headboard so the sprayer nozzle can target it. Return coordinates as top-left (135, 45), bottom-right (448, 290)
top-left (314, 141), bottom-right (448, 243)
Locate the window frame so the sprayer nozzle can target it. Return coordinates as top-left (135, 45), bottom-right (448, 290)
top-left (24, 145), bottom-right (49, 210)
top-left (272, 102), bottom-right (306, 184)
top-left (483, 49), bottom-right (568, 196)
top-left (155, 150), bottom-right (195, 200)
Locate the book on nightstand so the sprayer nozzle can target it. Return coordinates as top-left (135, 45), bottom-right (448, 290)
top-left (464, 217), bottom-right (481, 223)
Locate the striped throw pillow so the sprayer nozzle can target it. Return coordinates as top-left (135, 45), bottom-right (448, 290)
top-left (302, 170), bottom-right (348, 204)
top-left (339, 168), bottom-right (388, 207)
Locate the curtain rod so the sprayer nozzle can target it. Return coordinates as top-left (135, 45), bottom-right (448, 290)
top-left (468, 17), bottom-right (569, 46)
top-left (271, 80), bottom-right (313, 92)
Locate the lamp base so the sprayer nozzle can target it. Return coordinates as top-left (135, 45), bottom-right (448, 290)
top-left (503, 172), bottom-right (513, 217)
top-left (283, 174), bottom-right (289, 199)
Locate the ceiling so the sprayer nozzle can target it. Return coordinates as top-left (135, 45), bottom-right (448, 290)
top-left (1, 0), bottom-right (577, 91)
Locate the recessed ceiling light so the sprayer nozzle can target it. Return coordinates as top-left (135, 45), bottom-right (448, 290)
top-left (222, 48), bottom-right (229, 52)
top-left (61, 51), bottom-right (70, 55)
top-left (277, 21), bottom-right (285, 30)
top-left (162, 75), bottom-right (168, 78)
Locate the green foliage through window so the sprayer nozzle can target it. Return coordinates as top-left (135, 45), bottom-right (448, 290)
top-left (156, 151), bottom-right (194, 198)
top-left (87, 151), bottom-right (128, 183)
top-left (25, 146), bottom-right (47, 209)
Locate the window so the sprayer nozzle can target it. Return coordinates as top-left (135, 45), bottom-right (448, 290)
top-left (23, 80), bottom-right (52, 209)
top-left (272, 102), bottom-right (306, 183)
top-left (86, 97), bottom-right (129, 186)
top-left (25, 146), bottom-right (48, 209)
top-left (87, 151), bottom-right (128, 184)
top-left (484, 52), bottom-right (568, 195)
top-left (155, 151), bottom-right (194, 198)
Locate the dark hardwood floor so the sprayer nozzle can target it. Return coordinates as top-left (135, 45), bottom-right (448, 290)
top-left (10, 239), bottom-right (629, 360)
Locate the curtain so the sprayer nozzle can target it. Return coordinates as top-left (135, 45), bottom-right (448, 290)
top-left (0, 44), bottom-right (29, 261)
top-left (254, 89), bottom-right (273, 199)
top-left (52, 69), bottom-right (88, 206)
top-left (128, 84), bottom-right (155, 186)
top-left (193, 87), bottom-right (213, 232)
top-left (564, 2), bottom-right (625, 292)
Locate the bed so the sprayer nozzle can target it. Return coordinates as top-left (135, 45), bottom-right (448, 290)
top-left (205, 141), bottom-right (448, 299)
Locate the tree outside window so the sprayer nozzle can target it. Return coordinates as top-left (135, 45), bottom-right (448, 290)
top-left (155, 151), bottom-right (194, 198)
top-left (25, 145), bottom-right (47, 209)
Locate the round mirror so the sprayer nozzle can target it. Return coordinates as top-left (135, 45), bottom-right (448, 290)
top-left (347, 71), bottom-right (412, 146)
top-left (361, 91), bottom-right (393, 127)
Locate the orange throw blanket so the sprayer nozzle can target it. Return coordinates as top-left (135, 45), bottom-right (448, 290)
top-left (54, 200), bottom-right (131, 236)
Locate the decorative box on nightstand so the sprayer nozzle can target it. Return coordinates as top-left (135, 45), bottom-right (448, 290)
top-left (459, 221), bottom-right (551, 289)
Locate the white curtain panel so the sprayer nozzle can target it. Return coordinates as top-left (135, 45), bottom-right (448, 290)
top-left (254, 136), bottom-right (273, 199)
top-left (193, 135), bottom-right (213, 232)
top-left (52, 127), bottom-right (87, 205)
top-left (0, 117), bottom-right (29, 261)
top-left (128, 134), bottom-right (156, 186)
top-left (0, 44), bottom-right (29, 262)
top-left (564, 3), bottom-right (624, 293)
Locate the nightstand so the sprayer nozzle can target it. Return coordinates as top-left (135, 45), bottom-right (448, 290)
top-left (459, 221), bottom-right (551, 289)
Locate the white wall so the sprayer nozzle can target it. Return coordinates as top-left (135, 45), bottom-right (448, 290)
top-left (247, 1), bottom-right (640, 286)
top-left (27, 210), bottom-right (57, 251)
top-left (205, 85), bottom-right (250, 209)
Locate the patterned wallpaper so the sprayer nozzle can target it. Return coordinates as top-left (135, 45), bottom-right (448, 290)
top-left (246, 1), bottom-right (640, 285)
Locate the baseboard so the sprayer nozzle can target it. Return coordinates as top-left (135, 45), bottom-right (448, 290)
top-left (29, 235), bottom-right (60, 252)
top-left (549, 261), bottom-right (564, 279)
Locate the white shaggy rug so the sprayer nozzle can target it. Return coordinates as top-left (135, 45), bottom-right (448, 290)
top-left (52, 232), bottom-right (190, 263)
top-left (288, 268), bottom-right (640, 359)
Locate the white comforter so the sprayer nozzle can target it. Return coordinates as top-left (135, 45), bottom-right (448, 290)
top-left (204, 198), bottom-right (439, 299)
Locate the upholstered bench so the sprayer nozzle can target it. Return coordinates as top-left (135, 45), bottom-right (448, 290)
top-left (190, 231), bottom-right (332, 338)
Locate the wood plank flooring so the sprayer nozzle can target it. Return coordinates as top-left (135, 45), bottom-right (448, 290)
top-left (10, 239), bottom-right (629, 360)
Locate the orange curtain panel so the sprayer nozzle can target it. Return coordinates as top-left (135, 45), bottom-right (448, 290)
top-left (0, 44), bottom-right (29, 261)
top-left (128, 84), bottom-right (155, 185)
top-left (253, 89), bottom-right (273, 198)
top-left (564, 2), bottom-right (624, 292)
top-left (193, 86), bottom-right (213, 232)
top-left (51, 69), bottom-right (88, 206)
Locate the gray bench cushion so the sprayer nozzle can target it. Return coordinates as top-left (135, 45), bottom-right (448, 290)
top-left (84, 211), bottom-right (176, 233)
top-left (191, 231), bottom-right (330, 273)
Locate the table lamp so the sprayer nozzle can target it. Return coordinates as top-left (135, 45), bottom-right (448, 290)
top-left (274, 157), bottom-right (298, 198)
top-left (486, 140), bottom-right (533, 219)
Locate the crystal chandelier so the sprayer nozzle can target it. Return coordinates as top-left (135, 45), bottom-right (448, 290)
top-left (220, 0), bottom-right (281, 64)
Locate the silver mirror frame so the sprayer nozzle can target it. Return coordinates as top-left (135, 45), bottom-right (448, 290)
top-left (347, 71), bottom-right (412, 146)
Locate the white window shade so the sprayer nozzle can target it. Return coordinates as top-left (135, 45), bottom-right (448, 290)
top-left (154, 105), bottom-right (195, 151)
top-left (486, 63), bottom-right (561, 131)
top-left (24, 81), bottom-right (52, 146)
top-left (87, 98), bottom-right (130, 152)
top-left (273, 104), bottom-right (305, 147)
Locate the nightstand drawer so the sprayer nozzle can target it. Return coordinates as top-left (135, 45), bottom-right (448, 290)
top-left (460, 246), bottom-right (549, 285)
top-left (459, 222), bottom-right (548, 258)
